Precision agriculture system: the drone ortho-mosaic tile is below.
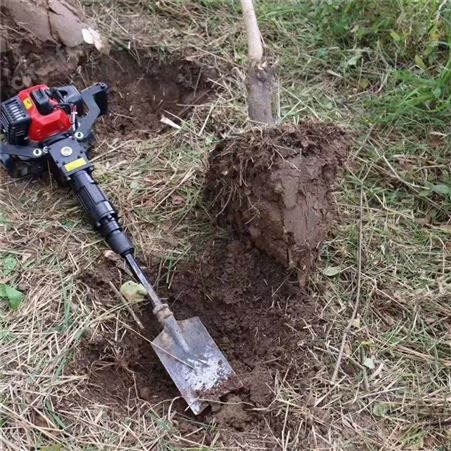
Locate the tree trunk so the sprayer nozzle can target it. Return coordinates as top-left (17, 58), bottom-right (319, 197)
top-left (246, 62), bottom-right (276, 124)
top-left (240, 0), bottom-right (277, 125)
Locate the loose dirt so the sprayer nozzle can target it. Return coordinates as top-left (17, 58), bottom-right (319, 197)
top-left (79, 50), bottom-right (215, 136)
top-left (206, 124), bottom-right (348, 277)
top-left (73, 123), bottom-right (348, 441)
top-left (74, 238), bottom-right (330, 443)
top-left (1, 0), bottom-right (90, 99)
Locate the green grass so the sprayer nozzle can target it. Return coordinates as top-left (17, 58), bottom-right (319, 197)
top-left (259, 0), bottom-right (451, 132)
top-left (252, 1), bottom-right (451, 448)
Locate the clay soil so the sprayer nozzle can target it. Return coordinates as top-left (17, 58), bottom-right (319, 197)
top-left (206, 124), bottom-right (348, 277)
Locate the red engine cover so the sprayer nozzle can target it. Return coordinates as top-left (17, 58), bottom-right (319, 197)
top-left (17, 84), bottom-right (72, 143)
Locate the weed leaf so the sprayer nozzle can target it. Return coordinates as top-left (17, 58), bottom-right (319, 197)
top-left (414, 55), bottom-right (427, 70)
top-left (431, 184), bottom-right (450, 195)
top-left (373, 402), bottom-right (389, 417)
top-left (2, 255), bottom-right (17, 276)
top-left (390, 30), bottom-right (401, 42)
top-left (120, 281), bottom-right (147, 303)
top-left (322, 266), bottom-right (343, 277)
top-left (345, 49), bottom-right (363, 67)
top-left (0, 284), bottom-right (24, 310)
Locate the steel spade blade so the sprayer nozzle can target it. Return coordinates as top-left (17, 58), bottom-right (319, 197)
top-left (151, 316), bottom-right (239, 414)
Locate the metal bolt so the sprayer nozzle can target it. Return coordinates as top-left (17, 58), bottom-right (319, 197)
top-left (33, 148), bottom-right (42, 157)
top-left (61, 146), bottom-right (73, 157)
top-left (74, 131), bottom-right (84, 140)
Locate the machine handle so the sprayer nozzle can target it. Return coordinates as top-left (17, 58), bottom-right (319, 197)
top-left (69, 169), bottom-right (165, 309)
top-left (69, 169), bottom-right (134, 257)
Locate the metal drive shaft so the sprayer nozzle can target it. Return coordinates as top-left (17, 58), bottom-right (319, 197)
top-left (124, 253), bottom-right (164, 309)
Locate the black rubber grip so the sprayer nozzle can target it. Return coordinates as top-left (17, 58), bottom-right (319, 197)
top-left (69, 169), bottom-right (134, 256)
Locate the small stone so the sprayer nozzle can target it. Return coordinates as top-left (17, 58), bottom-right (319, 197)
top-left (138, 386), bottom-right (152, 401)
top-left (273, 182), bottom-right (284, 193)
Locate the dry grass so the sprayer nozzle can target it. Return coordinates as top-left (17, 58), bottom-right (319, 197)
top-left (1, 0), bottom-right (451, 450)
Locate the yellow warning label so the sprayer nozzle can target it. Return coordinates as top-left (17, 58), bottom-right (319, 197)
top-left (65, 158), bottom-right (87, 172)
top-left (23, 98), bottom-right (33, 110)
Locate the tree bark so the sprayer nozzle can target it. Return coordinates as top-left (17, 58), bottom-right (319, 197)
top-left (240, 0), bottom-right (276, 124)
top-left (246, 63), bottom-right (276, 124)
top-left (240, 0), bottom-right (263, 64)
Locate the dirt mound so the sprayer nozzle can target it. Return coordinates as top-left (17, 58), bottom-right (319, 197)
top-left (206, 123), bottom-right (349, 276)
top-left (2, 0), bottom-right (91, 47)
top-left (0, 27), bottom-right (83, 100)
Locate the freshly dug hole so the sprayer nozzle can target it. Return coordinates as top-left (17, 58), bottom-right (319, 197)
top-left (206, 123), bottom-right (349, 274)
top-left (80, 50), bottom-right (215, 136)
top-left (73, 238), bottom-right (324, 442)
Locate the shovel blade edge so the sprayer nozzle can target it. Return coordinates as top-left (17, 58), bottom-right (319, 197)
top-left (151, 317), bottom-right (239, 415)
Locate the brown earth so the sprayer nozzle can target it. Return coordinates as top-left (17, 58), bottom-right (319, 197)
top-left (71, 136), bottom-right (346, 440)
top-left (206, 124), bottom-right (348, 279)
top-left (79, 50), bottom-right (216, 137)
top-left (73, 238), bottom-right (330, 444)
top-left (1, 0), bottom-right (91, 99)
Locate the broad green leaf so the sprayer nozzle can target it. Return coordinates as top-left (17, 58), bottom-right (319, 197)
top-left (0, 284), bottom-right (24, 310)
top-left (431, 184), bottom-right (450, 195)
top-left (4, 285), bottom-right (24, 309)
top-left (433, 87), bottom-right (442, 99)
top-left (2, 255), bottom-right (17, 276)
top-left (322, 266), bottom-right (342, 277)
top-left (390, 30), bottom-right (401, 42)
top-left (373, 402), bottom-right (389, 417)
top-left (414, 55), bottom-right (427, 70)
top-left (120, 281), bottom-right (147, 303)
top-left (345, 50), bottom-right (363, 67)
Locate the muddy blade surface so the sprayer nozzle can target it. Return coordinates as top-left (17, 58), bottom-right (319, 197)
top-left (151, 317), bottom-right (237, 414)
